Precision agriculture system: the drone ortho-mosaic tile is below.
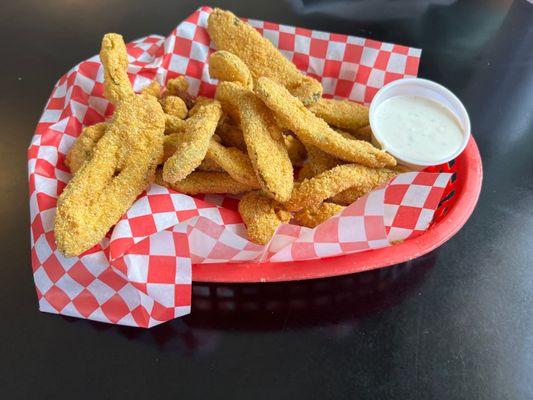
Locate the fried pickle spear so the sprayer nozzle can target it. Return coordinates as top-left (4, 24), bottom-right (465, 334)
top-left (238, 191), bottom-right (291, 245)
top-left (206, 139), bottom-right (260, 187)
top-left (100, 33), bottom-right (135, 104)
top-left (283, 164), bottom-right (397, 212)
top-left (162, 101), bottom-right (223, 183)
top-left (55, 95), bottom-right (165, 257)
top-left (65, 122), bottom-right (107, 174)
top-left (207, 8), bottom-right (322, 106)
top-left (309, 98), bottom-right (369, 131)
top-left (157, 170), bottom-right (253, 195)
top-left (216, 81), bottom-right (293, 202)
top-left (254, 77), bottom-right (396, 168)
top-left (331, 169), bottom-right (399, 205)
top-left (209, 51), bottom-right (253, 89)
top-left (294, 202), bottom-right (345, 228)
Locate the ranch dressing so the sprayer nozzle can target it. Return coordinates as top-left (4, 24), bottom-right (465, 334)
top-left (374, 95), bottom-right (464, 162)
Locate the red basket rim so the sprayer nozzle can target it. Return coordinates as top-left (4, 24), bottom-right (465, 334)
top-left (191, 136), bottom-right (482, 283)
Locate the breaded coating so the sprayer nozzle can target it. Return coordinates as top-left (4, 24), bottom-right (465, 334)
top-left (163, 101), bottom-right (223, 183)
top-left (216, 122), bottom-right (246, 151)
top-left (309, 98), bottom-right (369, 131)
top-left (207, 8), bottom-right (322, 106)
top-left (283, 134), bottom-right (307, 167)
top-left (331, 168), bottom-right (398, 205)
top-left (100, 33), bottom-right (135, 104)
top-left (65, 122), bottom-right (107, 174)
top-left (216, 81), bottom-right (293, 202)
top-left (158, 170), bottom-right (253, 195)
top-left (353, 125), bottom-right (373, 141)
top-left (165, 114), bottom-right (187, 133)
top-left (188, 97), bottom-right (215, 117)
top-left (160, 95), bottom-right (188, 119)
top-left (166, 76), bottom-right (194, 108)
top-left (255, 77), bottom-right (396, 168)
top-left (197, 157), bottom-right (224, 172)
top-left (294, 202), bottom-right (345, 228)
top-left (283, 164), bottom-right (397, 212)
top-left (206, 139), bottom-right (260, 187)
top-left (238, 191), bottom-right (290, 245)
top-left (141, 81), bottom-right (162, 98)
top-left (298, 145), bottom-right (340, 181)
top-left (209, 50), bottom-right (253, 89)
top-left (55, 95), bottom-right (165, 257)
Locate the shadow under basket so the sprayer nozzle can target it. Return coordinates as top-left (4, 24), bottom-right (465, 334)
top-left (192, 137), bottom-right (483, 283)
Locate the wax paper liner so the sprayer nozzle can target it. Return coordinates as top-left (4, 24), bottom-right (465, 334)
top-left (28, 6), bottom-right (450, 328)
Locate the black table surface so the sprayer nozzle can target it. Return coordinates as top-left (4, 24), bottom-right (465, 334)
top-left (2, 0), bottom-right (532, 398)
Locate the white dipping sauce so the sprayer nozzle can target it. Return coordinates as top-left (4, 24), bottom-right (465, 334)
top-left (374, 95), bottom-right (464, 162)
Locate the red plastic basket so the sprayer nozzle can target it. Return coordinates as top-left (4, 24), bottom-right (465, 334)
top-left (192, 137), bottom-right (482, 282)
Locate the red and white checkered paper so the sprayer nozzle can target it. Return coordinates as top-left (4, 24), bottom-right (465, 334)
top-left (28, 6), bottom-right (449, 327)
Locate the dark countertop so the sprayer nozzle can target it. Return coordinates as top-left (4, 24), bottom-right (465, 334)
top-left (2, 1), bottom-right (532, 399)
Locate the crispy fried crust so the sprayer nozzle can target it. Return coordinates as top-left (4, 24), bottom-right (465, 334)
top-left (162, 101), bottom-right (223, 183)
top-left (141, 81), bottom-right (162, 98)
top-left (216, 81), bottom-right (293, 202)
top-left (100, 33), bottom-right (135, 104)
top-left (309, 98), bottom-right (369, 131)
top-left (255, 77), bottom-right (396, 168)
top-left (331, 169), bottom-right (399, 205)
top-left (158, 170), bottom-right (253, 195)
top-left (165, 114), bottom-right (187, 133)
top-left (207, 8), bottom-right (322, 105)
top-left (65, 122), bottom-right (107, 174)
top-left (197, 157), bottom-right (224, 172)
top-left (160, 95), bottom-right (188, 119)
top-left (55, 95), bottom-right (165, 257)
top-left (283, 134), bottom-right (307, 167)
top-left (284, 164), bottom-right (397, 212)
top-left (206, 139), bottom-right (260, 187)
top-left (209, 50), bottom-right (253, 89)
top-left (166, 76), bottom-right (194, 108)
top-left (294, 202), bottom-right (345, 228)
top-left (238, 191), bottom-right (289, 245)
top-left (216, 122), bottom-right (247, 151)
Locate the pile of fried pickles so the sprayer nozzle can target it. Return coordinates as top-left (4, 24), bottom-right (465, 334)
top-left (54, 8), bottom-right (402, 257)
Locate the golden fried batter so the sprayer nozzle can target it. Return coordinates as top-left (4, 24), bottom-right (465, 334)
top-left (163, 101), bottom-right (223, 183)
top-left (284, 164), bottom-right (397, 212)
top-left (197, 157), bottom-right (224, 172)
top-left (216, 81), bottom-right (293, 202)
top-left (165, 114), bottom-right (187, 133)
top-left (255, 77), bottom-right (396, 168)
top-left (238, 191), bottom-right (290, 245)
top-left (294, 202), bottom-right (345, 228)
top-left (216, 122), bottom-right (246, 151)
top-left (206, 139), bottom-right (260, 187)
top-left (283, 134), bottom-right (306, 167)
top-left (207, 8), bottom-right (322, 105)
top-left (160, 95), bottom-right (188, 119)
top-left (65, 122), bottom-right (107, 174)
top-left (331, 168), bottom-right (398, 205)
top-left (166, 76), bottom-right (194, 108)
top-left (141, 81), bottom-right (162, 98)
top-left (209, 50), bottom-right (253, 89)
top-left (55, 95), bottom-right (165, 257)
top-left (309, 98), bottom-right (369, 131)
top-left (100, 33), bottom-right (135, 104)
top-left (158, 170), bottom-right (253, 195)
